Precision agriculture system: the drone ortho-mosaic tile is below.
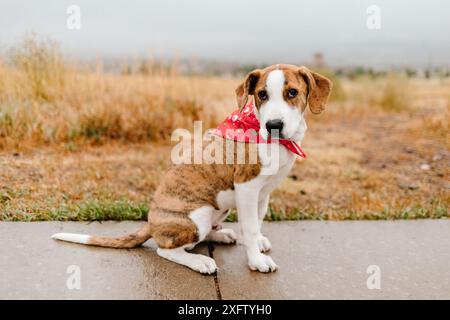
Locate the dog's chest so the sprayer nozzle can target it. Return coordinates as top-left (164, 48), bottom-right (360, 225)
top-left (215, 143), bottom-right (296, 214)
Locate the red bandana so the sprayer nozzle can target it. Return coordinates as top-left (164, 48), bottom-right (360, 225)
top-left (213, 101), bottom-right (306, 158)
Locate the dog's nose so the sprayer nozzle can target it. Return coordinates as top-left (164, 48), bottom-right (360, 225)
top-left (265, 119), bottom-right (284, 136)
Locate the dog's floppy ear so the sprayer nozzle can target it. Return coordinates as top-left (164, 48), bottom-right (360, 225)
top-left (298, 66), bottom-right (333, 114)
top-left (235, 69), bottom-right (261, 110)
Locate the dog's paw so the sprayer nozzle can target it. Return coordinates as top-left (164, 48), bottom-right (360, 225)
top-left (207, 228), bottom-right (238, 244)
top-left (191, 255), bottom-right (218, 275)
top-left (248, 253), bottom-right (278, 273)
top-left (256, 234), bottom-right (271, 252)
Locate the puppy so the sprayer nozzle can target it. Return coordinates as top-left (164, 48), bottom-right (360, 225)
top-left (52, 64), bottom-right (332, 274)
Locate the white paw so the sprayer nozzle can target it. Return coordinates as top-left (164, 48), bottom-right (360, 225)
top-left (207, 228), bottom-right (238, 244)
top-left (248, 253), bottom-right (278, 273)
top-left (191, 255), bottom-right (218, 275)
top-left (216, 228), bottom-right (239, 244)
top-left (256, 234), bottom-right (272, 252)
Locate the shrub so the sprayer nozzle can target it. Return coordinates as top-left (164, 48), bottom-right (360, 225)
top-left (9, 33), bottom-right (66, 102)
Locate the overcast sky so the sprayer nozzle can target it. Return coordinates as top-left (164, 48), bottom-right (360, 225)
top-left (1, 0), bottom-right (449, 68)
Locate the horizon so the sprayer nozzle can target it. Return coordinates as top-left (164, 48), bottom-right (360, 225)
top-left (1, 0), bottom-right (449, 69)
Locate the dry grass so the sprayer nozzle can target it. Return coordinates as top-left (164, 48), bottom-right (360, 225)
top-left (0, 35), bottom-right (237, 149)
top-left (8, 34), bottom-right (66, 102)
top-left (0, 35), bottom-right (448, 221)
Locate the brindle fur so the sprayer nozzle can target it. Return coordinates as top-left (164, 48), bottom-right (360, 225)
top-left (148, 137), bottom-right (260, 248)
top-left (88, 136), bottom-right (260, 249)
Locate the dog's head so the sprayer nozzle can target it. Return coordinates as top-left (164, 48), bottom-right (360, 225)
top-left (235, 64), bottom-right (332, 141)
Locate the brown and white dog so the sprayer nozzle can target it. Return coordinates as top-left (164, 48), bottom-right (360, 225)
top-left (51, 64), bottom-right (332, 274)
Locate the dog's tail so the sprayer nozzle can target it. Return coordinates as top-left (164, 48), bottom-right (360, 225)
top-left (51, 224), bottom-right (152, 249)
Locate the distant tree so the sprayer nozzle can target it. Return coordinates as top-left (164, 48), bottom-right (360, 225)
top-left (405, 68), bottom-right (417, 78)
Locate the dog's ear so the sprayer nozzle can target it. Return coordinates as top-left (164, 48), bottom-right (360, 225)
top-left (235, 69), bottom-right (261, 110)
top-left (298, 66), bottom-right (333, 114)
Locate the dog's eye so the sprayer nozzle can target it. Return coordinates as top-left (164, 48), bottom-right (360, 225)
top-left (258, 90), bottom-right (268, 100)
top-left (288, 89), bottom-right (298, 99)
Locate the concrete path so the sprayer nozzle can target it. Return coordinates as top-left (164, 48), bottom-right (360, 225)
top-left (0, 220), bottom-right (449, 299)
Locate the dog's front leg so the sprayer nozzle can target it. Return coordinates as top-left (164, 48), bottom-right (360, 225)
top-left (256, 195), bottom-right (272, 252)
top-left (258, 195), bottom-right (270, 226)
top-left (235, 183), bottom-right (278, 273)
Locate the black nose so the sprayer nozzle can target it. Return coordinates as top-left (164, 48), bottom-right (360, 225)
top-left (265, 119), bottom-right (284, 135)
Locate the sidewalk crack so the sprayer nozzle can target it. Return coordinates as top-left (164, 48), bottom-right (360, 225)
top-left (207, 242), bottom-right (222, 300)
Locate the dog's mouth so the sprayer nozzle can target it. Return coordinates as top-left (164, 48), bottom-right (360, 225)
top-left (267, 130), bottom-right (284, 139)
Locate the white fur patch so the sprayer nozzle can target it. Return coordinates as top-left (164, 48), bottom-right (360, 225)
top-left (51, 233), bottom-right (90, 244)
top-left (216, 189), bottom-right (235, 211)
top-left (157, 247), bottom-right (217, 274)
top-left (266, 69), bottom-right (285, 102)
top-left (189, 206), bottom-right (213, 241)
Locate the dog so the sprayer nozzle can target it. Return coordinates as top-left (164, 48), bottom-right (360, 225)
top-left (52, 64), bottom-right (332, 274)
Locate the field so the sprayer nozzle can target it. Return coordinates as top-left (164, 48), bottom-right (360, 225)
top-left (0, 37), bottom-right (448, 221)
